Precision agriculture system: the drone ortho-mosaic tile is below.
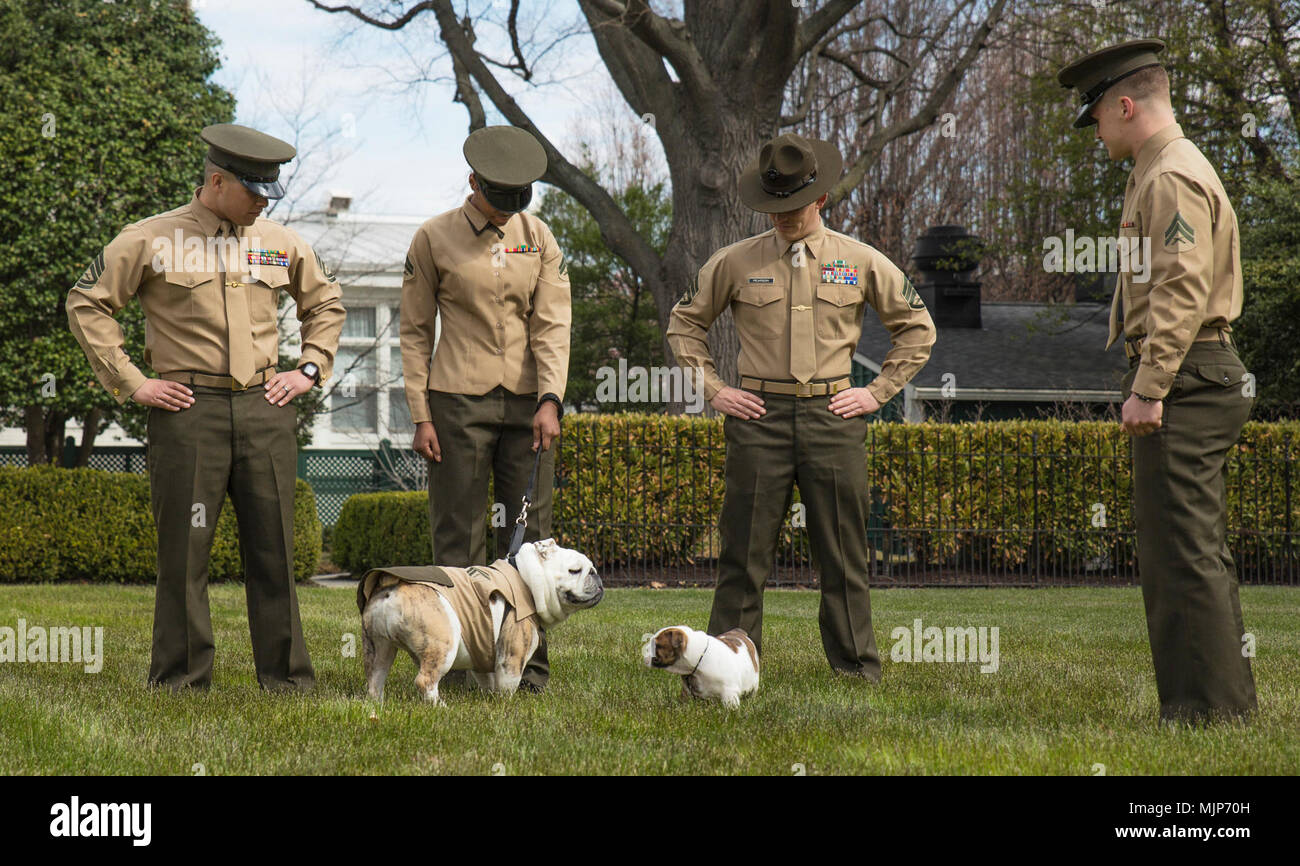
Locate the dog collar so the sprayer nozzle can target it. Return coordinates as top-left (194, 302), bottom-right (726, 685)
top-left (686, 639), bottom-right (709, 677)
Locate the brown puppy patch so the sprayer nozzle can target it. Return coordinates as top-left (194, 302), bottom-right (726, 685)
top-left (653, 628), bottom-right (686, 667)
top-left (716, 628), bottom-right (760, 671)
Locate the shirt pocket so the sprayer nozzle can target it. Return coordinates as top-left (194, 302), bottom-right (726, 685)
top-left (248, 266), bottom-right (289, 324)
top-left (505, 250), bottom-right (540, 318)
top-left (163, 270), bottom-right (217, 322)
top-left (732, 282), bottom-right (785, 340)
top-left (814, 282), bottom-right (862, 341)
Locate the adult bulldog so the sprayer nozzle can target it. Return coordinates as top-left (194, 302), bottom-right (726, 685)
top-left (357, 540), bottom-right (602, 703)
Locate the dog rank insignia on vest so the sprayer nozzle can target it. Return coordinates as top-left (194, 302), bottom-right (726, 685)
top-left (248, 249), bottom-right (290, 267)
top-left (505, 245), bottom-right (539, 253)
top-left (820, 259), bottom-right (858, 285)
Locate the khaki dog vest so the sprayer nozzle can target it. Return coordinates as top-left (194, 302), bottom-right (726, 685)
top-left (358, 560), bottom-right (538, 672)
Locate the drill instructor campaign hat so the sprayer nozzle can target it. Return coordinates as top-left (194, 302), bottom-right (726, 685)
top-left (738, 132), bottom-right (842, 213)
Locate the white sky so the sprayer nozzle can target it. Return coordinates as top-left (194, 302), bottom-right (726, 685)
top-left (197, 0), bottom-right (633, 217)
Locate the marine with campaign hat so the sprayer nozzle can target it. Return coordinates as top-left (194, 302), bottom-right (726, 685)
top-left (1059, 40), bottom-right (1256, 723)
top-left (66, 122), bottom-right (346, 691)
top-left (399, 125), bottom-right (571, 692)
top-left (667, 132), bottom-right (936, 678)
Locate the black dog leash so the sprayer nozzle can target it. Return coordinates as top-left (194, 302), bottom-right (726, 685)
top-left (506, 445), bottom-right (546, 567)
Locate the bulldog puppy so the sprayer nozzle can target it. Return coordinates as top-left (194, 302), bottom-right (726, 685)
top-left (358, 539), bottom-right (603, 703)
top-left (642, 625), bottom-right (759, 709)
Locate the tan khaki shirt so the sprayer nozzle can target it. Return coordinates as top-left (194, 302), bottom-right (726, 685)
top-left (1108, 122), bottom-right (1243, 398)
top-left (666, 222), bottom-right (936, 402)
top-left (400, 197), bottom-right (571, 424)
top-left (65, 191), bottom-right (346, 404)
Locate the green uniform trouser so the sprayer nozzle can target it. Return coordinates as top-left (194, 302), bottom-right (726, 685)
top-left (709, 390), bottom-right (879, 678)
top-left (146, 381), bottom-right (314, 692)
top-left (427, 386), bottom-right (555, 688)
top-left (1125, 340), bottom-right (1257, 723)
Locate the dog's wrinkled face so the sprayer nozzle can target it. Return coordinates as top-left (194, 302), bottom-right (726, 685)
top-left (641, 627), bottom-right (689, 670)
top-left (532, 539), bottom-right (604, 613)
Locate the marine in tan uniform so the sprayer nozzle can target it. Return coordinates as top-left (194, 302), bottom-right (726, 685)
top-left (66, 124), bottom-right (346, 692)
top-left (667, 133), bottom-right (936, 678)
top-left (1060, 40), bottom-right (1256, 723)
top-left (400, 125), bottom-right (571, 691)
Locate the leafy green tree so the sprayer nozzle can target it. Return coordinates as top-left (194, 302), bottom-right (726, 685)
top-left (0, 0), bottom-right (234, 465)
top-left (535, 175), bottom-right (671, 412)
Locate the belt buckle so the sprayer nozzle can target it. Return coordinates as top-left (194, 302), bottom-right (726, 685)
top-left (795, 382), bottom-right (814, 397)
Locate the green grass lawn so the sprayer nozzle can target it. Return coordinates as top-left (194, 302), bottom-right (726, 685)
top-left (1, 583), bottom-right (1297, 775)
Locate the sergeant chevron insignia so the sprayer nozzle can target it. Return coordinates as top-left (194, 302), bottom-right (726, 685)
top-left (75, 251), bottom-right (105, 290)
top-left (901, 275), bottom-right (926, 310)
top-left (680, 274), bottom-right (699, 305)
top-left (314, 248), bottom-right (337, 282)
top-left (404, 254), bottom-right (414, 277)
top-left (1164, 212), bottom-right (1196, 247)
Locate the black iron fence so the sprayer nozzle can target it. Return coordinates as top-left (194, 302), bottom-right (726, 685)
top-left (5, 417), bottom-right (1296, 587)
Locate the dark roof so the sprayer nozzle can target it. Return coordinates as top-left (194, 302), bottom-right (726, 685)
top-left (856, 301), bottom-right (1130, 392)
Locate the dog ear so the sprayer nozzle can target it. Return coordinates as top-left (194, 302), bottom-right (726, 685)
top-left (534, 538), bottom-right (556, 561)
top-left (670, 628), bottom-right (688, 654)
top-left (654, 630), bottom-right (679, 665)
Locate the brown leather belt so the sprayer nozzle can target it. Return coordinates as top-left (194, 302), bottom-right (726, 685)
top-left (1124, 327), bottom-right (1232, 361)
top-left (740, 376), bottom-right (852, 397)
top-left (160, 366), bottom-right (275, 390)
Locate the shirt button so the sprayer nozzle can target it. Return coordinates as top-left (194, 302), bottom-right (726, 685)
top-left (496, 322), bottom-right (504, 329)
top-left (1223, 375), bottom-right (1231, 384)
top-left (496, 348), bottom-right (504, 355)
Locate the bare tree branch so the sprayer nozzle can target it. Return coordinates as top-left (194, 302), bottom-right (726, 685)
top-left (427, 0), bottom-right (666, 287)
top-left (830, 0), bottom-right (1010, 206)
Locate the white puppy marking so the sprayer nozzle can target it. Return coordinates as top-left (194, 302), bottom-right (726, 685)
top-left (642, 625), bottom-right (760, 709)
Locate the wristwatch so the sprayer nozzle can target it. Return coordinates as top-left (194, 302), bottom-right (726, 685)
top-left (298, 362), bottom-right (321, 386)
top-left (537, 392), bottom-right (563, 419)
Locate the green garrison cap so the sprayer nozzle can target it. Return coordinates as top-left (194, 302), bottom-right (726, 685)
top-left (1057, 39), bottom-right (1166, 128)
top-left (463, 126), bottom-right (547, 213)
top-left (200, 123), bottom-right (296, 199)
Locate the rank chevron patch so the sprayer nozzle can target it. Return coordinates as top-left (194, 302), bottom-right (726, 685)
top-left (75, 251), bottom-right (105, 290)
top-left (1164, 212), bottom-right (1196, 247)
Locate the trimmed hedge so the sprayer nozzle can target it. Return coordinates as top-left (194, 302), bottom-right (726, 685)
top-left (0, 465), bottom-right (322, 583)
top-left (330, 415), bottom-right (1300, 576)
